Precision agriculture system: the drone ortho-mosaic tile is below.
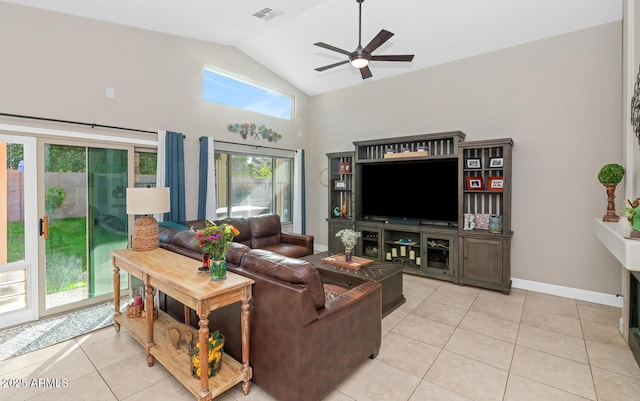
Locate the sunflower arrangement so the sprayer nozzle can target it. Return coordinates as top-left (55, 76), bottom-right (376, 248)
top-left (190, 330), bottom-right (224, 379)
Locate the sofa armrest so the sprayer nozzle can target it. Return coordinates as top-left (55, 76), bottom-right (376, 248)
top-left (316, 281), bottom-right (381, 320)
top-left (280, 232), bottom-right (314, 252)
top-left (300, 280), bottom-right (381, 401)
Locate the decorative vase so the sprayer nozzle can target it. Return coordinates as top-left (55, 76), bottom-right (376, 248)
top-left (189, 334), bottom-right (224, 379)
top-left (210, 259), bottom-right (227, 281)
top-left (345, 249), bottom-right (353, 262)
top-left (602, 183), bottom-right (620, 222)
top-left (489, 215), bottom-right (503, 233)
top-left (341, 196), bottom-right (348, 217)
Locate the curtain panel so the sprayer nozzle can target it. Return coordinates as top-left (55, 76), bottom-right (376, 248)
top-left (197, 136), bottom-right (217, 220)
top-left (157, 130), bottom-right (186, 222)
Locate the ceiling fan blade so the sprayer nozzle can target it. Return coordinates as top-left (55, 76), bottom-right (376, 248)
top-left (371, 54), bottom-right (415, 62)
top-left (360, 65), bottom-right (373, 80)
top-left (315, 60), bottom-right (349, 72)
top-left (363, 29), bottom-right (394, 54)
top-left (313, 42), bottom-right (352, 56)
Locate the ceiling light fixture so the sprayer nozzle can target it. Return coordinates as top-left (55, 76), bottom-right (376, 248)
top-left (350, 54), bottom-right (369, 69)
top-left (313, 0), bottom-right (414, 79)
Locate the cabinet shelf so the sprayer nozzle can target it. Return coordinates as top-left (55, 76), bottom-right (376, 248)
top-left (464, 169), bottom-right (503, 173)
top-left (116, 309), bottom-right (246, 400)
top-left (386, 240), bottom-right (419, 247)
top-left (328, 133), bottom-right (512, 293)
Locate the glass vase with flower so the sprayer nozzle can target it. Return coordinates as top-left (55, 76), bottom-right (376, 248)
top-left (335, 228), bottom-right (361, 262)
top-left (192, 222), bottom-right (239, 280)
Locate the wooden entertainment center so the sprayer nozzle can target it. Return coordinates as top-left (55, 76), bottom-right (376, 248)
top-left (327, 131), bottom-right (513, 294)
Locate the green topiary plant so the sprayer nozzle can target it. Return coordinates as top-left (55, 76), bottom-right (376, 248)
top-left (598, 163), bottom-right (625, 185)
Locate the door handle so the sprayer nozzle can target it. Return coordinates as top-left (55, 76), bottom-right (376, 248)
top-left (40, 216), bottom-right (49, 239)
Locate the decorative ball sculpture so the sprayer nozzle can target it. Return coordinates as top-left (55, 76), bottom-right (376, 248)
top-left (598, 163), bottom-right (625, 222)
top-left (598, 163), bottom-right (625, 185)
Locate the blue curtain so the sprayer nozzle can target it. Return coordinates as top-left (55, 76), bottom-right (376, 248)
top-left (163, 131), bottom-right (186, 222)
top-left (197, 136), bottom-right (208, 219)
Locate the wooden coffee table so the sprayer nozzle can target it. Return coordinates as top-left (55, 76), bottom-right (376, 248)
top-left (302, 251), bottom-right (405, 317)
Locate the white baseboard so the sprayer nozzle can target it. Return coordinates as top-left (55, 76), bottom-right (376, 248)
top-left (511, 278), bottom-right (623, 308)
top-left (309, 253), bottom-right (623, 308)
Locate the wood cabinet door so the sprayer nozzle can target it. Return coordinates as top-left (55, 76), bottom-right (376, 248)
top-left (461, 237), bottom-right (504, 285)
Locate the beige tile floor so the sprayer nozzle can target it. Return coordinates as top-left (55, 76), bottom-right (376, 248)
top-left (1, 274), bottom-right (640, 401)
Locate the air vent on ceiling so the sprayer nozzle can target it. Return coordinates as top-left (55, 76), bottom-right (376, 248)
top-left (252, 7), bottom-right (281, 21)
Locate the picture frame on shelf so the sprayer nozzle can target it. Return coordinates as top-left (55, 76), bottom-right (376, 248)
top-left (489, 157), bottom-right (504, 168)
top-left (488, 176), bottom-right (504, 191)
top-left (466, 176), bottom-right (484, 190)
top-left (334, 180), bottom-right (347, 189)
top-left (466, 158), bottom-right (482, 169)
top-left (339, 162), bottom-right (351, 174)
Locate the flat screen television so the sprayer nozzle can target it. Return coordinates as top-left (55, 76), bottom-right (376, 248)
top-left (359, 158), bottom-right (458, 226)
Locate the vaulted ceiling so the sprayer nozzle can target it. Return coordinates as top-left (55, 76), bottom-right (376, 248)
top-left (3, 0), bottom-right (623, 96)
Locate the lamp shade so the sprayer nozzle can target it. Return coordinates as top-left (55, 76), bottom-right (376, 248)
top-left (126, 187), bottom-right (170, 215)
top-left (126, 187), bottom-right (171, 251)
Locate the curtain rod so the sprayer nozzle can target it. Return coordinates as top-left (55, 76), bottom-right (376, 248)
top-left (211, 138), bottom-right (298, 153)
top-left (0, 112), bottom-right (156, 134)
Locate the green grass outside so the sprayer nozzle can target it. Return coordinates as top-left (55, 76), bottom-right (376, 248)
top-left (9, 218), bottom-right (87, 294)
top-left (46, 217), bottom-right (88, 294)
top-left (7, 217), bottom-right (127, 296)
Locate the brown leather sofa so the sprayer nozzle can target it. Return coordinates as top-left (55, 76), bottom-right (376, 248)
top-left (158, 214), bottom-right (314, 259)
top-left (162, 243), bottom-right (382, 401)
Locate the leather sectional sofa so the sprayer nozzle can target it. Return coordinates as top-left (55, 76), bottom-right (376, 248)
top-left (158, 215), bottom-right (382, 401)
top-left (158, 214), bottom-right (314, 259)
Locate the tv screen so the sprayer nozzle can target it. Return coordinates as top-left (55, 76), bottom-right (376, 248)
top-left (360, 158), bottom-right (458, 225)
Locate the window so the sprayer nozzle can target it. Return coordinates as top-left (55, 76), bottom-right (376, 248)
top-left (134, 149), bottom-right (157, 187)
top-left (214, 150), bottom-right (293, 223)
top-left (202, 68), bottom-right (293, 120)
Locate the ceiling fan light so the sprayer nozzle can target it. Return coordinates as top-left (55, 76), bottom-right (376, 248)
top-left (351, 57), bottom-right (369, 69)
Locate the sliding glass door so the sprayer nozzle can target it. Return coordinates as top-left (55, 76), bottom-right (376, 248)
top-left (43, 143), bottom-right (129, 311)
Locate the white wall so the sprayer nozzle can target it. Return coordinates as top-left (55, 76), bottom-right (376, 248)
top-left (307, 22), bottom-right (624, 296)
top-left (0, 3), bottom-right (625, 297)
top-left (0, 2), bottom-right (311, 219)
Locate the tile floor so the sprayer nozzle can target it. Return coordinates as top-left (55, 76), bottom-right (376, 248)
top-left (1, 274), bottom-right (640, 401)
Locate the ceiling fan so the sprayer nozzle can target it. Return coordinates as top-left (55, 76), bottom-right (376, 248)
top-left (313, 0), bottom-right (415, 80)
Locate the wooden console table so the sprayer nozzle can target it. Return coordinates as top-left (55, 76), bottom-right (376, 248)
top-left (111, 248), bottom-right (254, 401)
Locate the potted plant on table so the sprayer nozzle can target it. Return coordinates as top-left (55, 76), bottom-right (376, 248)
top-left (598, 163), bottom-right (625, 222)
top-left (192, 222), bottom-right (239, 280)
top-left (335, 228), bottom-right (361, 262)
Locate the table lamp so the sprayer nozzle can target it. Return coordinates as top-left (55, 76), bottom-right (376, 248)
top-left (126, 187), bottom-right (171, 251)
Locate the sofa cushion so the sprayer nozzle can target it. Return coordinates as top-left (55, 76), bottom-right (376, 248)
top-left (323, 283), bottom-right (348, 302)
top-left (259, 243), bottom-right (314, 259)
top-left (159, 221), bottom-right (190, 231)
top-left (226, 242), bottom-right (251, 265)
top-left (249, 214), bottom-right (281, 249)
top-left (214, 217), bottom-right (252, 246)
top-left (182, 220), bottom-right (207, 231)
top-left (171, 230), bottom-right (203, 254)
top-left (241, 249), bottom-right (326, 309)
top-left (158, 227), bottom-right (181, 244)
